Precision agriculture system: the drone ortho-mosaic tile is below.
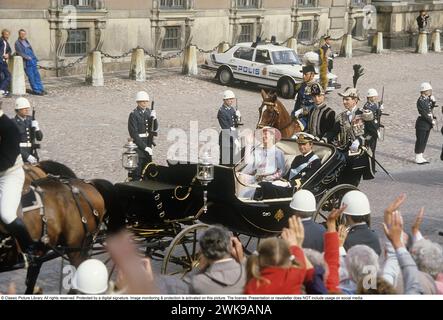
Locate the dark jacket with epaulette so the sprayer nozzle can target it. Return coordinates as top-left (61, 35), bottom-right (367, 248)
top-left (128, 106), bottom-right (159, 154)
top-left (307, 102), bottom-right (336, 142)
top-left (415, 95), bottom-right (434, 131)
top-left (344, 224), bottom-right (381, 256)
top-left (14, 115), bottom-right (43, 162)
top-left (0, 112), bottom-right (21, 172)
top-left (292, 81), bottom-right (316, 117)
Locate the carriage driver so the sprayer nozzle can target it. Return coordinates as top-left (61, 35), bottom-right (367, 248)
top-left (128, 91), bottom-right (158, 181)
top-left (0, 103), bottom-right (37, 263)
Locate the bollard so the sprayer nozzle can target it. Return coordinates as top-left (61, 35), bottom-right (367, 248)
top-left (431, 30), bottom-right (441, 52)
top-left (129, 48), bottom-right (146, 82)
top-left (286, 38), bottom-right (298, 54)
top-left (8, 56), bottom-right (26, 95)
top-left (340, 34), bottom-right (353, 58)
top-left (416, 31), bottom-right (428, 54)
top-left (372, 32), bottom-right (383, 54)
top-left (217, 42), bottom-right (230, 53)
top-left (182, 45), bottom-right (198, 76)
top-left (85, 51), bottom-right (104, 86)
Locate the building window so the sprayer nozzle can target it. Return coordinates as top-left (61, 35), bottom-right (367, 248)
top-left (298, 0), bottom-right (316, 7)
top-left (62, 0), bottom-right (92, 6)
top-left (162, 26), bottom-right (181, 50)
top-left (351, 0), bottom-right (366, 6)
top-left (236, 0), bottom-right (260, 9)
top-left (298, 20), bottom-right (312, 42)
top-left (238, 23), bottom-right (254, 43)
top-left (160, 0), bottom-right (184, 9)
top-left (352, 17), bottom-right (364, 37)
top-left (65, 29), bottom-right (89, 56)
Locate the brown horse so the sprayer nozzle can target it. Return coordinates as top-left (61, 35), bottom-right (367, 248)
top-left (0, 161), bottom-right (117, 294)
top-left (257, 89), bottom-right (303, 138)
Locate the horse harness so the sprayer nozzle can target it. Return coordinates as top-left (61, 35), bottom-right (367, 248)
top-left (259, 101), bottom-right (294, 131)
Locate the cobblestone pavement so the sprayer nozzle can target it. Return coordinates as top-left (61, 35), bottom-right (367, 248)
top-left (1, 48), bottom-right (442, 294)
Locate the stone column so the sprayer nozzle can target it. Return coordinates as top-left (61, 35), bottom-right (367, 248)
top-left (129, 48), bottom-right (146, 82)
top-left (85, 51), bottom-right (104, 86)
top-left (372, 32), bottom-right (383, 54)
top-left (431, 30), bottom-right (441, 53)
top-left (340, 34), bottom-right (353, 58)
top-left (416, 31), bottom-right (428, 54)
top-left (182, 45), bottom-right (198, 76)
top-left (287, 38), bottom-right (298, 54)
top-left (8, 56), bottom-right (26, 95)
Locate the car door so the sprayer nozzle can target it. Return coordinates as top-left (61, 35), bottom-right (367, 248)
top-left (253, 49), bottom-right (276, 86)
top-left (231, 46), bottom-right (259, 83)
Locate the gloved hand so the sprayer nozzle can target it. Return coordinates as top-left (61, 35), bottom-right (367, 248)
top-left (293, 109), bottom-right (303, 118)
top-left (150, 110), bottom-right (157, 119)
top-left (31, 120), bottom-right (39, 130)
top-left (430, 95), bottom-right (436, 103)
top-left (272, 180), bottom-right (291, 188)
top-left (379, 104), bottom-right (384, 111)
top-left (235, 110), bottom-right (241, 118)
top-left (432, 120), bottom-right (436, 126)
top-left (230, 127), bottom-right (236, 131)
top-left (234, 138), bottom-right (241, 150)
top-left (27, 155), bottom-right (38, 164)
top-left (144, 147), bottom-right (153, 155)
top-left (350, 139), bottom-right (360, 152)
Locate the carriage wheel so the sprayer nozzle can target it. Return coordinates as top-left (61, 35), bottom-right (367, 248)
top-left (161, 223), bottom-right (209, 278)
top-left (314, 184), bottom-right (358, 224)
top-left (232, 232), bottom-right (260, 256)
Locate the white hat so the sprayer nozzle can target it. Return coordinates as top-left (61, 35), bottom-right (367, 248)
top-left (366, 88), bottom-right (378, 98)
top-left (15, 97), bottom-right (31, 110)
top-left (223, 90), bottom-right (235, 100)
top-left (420, 82), bottom-right (432, 92)
top-left (135, 91), bottom-right (150, 102)
top-left (289, 189), bottom-right (316, 212)
top-left (72, 259), bottom-right (109, 294)
top-left (341, 190), bottom-right (371, 216)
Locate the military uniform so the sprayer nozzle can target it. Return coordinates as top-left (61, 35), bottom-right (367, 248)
top-left (292, 80), bottom-right (316, 124)
top-left (344, 223), bottom-right (381, 256)
top-left (363, 101), bottom-right (381, 152)
top-left (128, 106), bottom-right (158, 180)
top-left (415, 95), bottom-right (435, 155)
top-left (307, 101), bottom-right (336, 143)
top-left (217, 104), bottom-right (239, 165)
top-left (14, 114), bottom-right (43, 163)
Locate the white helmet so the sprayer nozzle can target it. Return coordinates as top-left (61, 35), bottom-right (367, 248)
top-left (223, 90), bottom-right (235, 100)
top-left (15, 97), bottom-right (31, 110)
top-left (420, 82), bottom-right (432, 92)
top-left (72, 259), bottom-right (108, 294)
top-left (366, 88), bottom-right (378, 98)
top-left (135, 91), bottom-right (150, 102)
top-left (341, 190), bottom-right (371, 216)
top-left (289, 189), bottom-right (316, 212)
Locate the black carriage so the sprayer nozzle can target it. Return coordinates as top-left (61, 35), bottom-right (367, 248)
top-left (113, 138), bottom-right (358, 276)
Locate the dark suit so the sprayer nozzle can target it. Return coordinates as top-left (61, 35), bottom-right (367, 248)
top-left (415, 95), bottom-right (434, 154)
top-left (307, 102), bottom-right (336, 142)
top-left (128, 106), bottom-right (158, 180)
top-left (14, 115), bottom-right (43, 162)
top-left (344, 224), bottom-right (381, 256)
top-left (0, 112), bottom-right (21, 172)
top-left (0, 37), bottom-right (12, 92)
top-left (218, 104), bottom-right (239, 165)
top-left (302, 218), bottom-right (326, 252)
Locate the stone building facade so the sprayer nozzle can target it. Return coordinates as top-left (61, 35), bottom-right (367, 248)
top-left (0, 0), bottom-right (441, 76)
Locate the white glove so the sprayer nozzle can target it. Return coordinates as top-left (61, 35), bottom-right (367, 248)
top-left (144, 147), bottom-right (153, 155)
top-left (432, 120), bottom-right (436, 126)
top-left (230, 127), bottom-right (236, 131)
top-left (430, 95), bottom-right (436, 103)
top-left (235, 110), bottom-right (241, 118)
top-left (150, 110), bottom-right (157, 119)
top-left (234, 138), bottom-right (241, 150)
top-left (27, 155), bottom-right (38, 164)
top-left (350, 139), bottom-right (360, 152)
top-left (31, 120), bottom-right (39, 129)
top-left (272, 180), bottom-right (291, 188)
top-left (293, 109), bottom-right (303, 118)
top-left (379, 104), bottom-right (384, 110)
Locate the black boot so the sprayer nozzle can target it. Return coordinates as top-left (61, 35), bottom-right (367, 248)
top-left (4, 218), bottom-right (37, 264)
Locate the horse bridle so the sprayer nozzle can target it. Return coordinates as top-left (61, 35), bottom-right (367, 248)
top-left (257, 101), bottom-right (279, 128)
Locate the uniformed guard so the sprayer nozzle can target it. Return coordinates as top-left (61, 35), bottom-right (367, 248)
top-left (306, 83), bottom-right (336, 143)
top-left (320, 35), bottom-right (335, 72)
top-left (415, 82), bottom-right (436, 164)
top-left (291, 65), bottom-right (317, 130)
top-left (363, 88), bottom-right (382, 153)
top-left (128, 91), bottom-right (158, 180)
top-left (218, 90), bottom-right (241, 166)
top-left (14, 97), bottom-right (43, 164)
top-left (340, 190), bottom-right (381, 256)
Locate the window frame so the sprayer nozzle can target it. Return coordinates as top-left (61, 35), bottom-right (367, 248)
top-left (298, 20), bottom-right (313, 42)
top-left (159, 0), bottom-right (185, 10)
top-left (162, 26), bottom-right (182, 51)
top-left (65, 28), bottom-right (89, 57)
top-left (238, 23), bottom-right (254, 43)
top-left (233, 47), bottom-right (255, 61)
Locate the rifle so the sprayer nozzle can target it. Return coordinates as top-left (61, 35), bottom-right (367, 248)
top-left (377, 86), bottom-right (388, 141)
top-left (30, 106), bottom-right (40, 161)
top-left (148, 100), bottom-right (157, 147)
top-left (234, 100), bottom-right (243, 127)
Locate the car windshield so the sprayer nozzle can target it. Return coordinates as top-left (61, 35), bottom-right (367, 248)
top-left (271, 50), bottom-right (301, 65)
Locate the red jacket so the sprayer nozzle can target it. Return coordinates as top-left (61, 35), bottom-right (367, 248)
top-left (244, 246), bottom-right (308, 294)
top-left (323, 232), bottom-right (340, 293)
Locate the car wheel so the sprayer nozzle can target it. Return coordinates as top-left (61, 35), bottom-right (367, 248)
top-left (278, 78), bottom-right (295, 99)
top-left (217, 67), bottom-right (233, 85)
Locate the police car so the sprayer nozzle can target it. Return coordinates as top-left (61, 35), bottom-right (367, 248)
top-left (202, 41), bottom-right (339, 99)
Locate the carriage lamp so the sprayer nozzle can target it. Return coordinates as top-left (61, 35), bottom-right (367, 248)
top-left (197, 152), bottom-right (214, 214)
top-left (122, 138), bottom-right (139, 173)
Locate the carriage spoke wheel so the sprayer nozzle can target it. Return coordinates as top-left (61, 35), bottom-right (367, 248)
top-left (232, 232), bottom-right (259, 256)
top-left (314, 184), bottom-right (358, 225)
top-left (161, 223), bottom-right (209, 278)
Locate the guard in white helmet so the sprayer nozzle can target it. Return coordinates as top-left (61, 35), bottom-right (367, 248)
top-left (128, 91), bottom-right (158, 180)
top-left (363, 88), bottom-right (382, 153)
top-left (288, 189), bottom-right (325, 252)
top-left (218, 90), bottom-right (241, 165)
top-left (340, 190), bottom-right (381, 255)
top-left (415, 82), bottom-right (437, 164)
top-left (14, 97), bottom-right (43, 164)
top-left (0, 102), bottom-right (37, 263)
top-left (72, 259), bottom-right (109, 294)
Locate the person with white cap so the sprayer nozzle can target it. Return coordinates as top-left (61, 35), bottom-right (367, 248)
top-left (340, 190), bottom-right (381, 255)
top-left (414, 82), bottom-right (436, 164)
top-left (72, 259), bottom-right (109, 294)
top-left (363, 88), bottom-right (382, 153)
top-left (128, 91), bottom-right (158, 180)
top-left (288, 189), bottom-right (325, 252)
top-left (218, 90), bottom-right (241, 165)
top-left (14, 97), bottom-right (43, 164)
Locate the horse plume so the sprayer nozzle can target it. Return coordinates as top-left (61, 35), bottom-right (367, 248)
top-left (352, 64), bottom-right (364, 88)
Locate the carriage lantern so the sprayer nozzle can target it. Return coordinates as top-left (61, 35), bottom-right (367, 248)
top-left (122, 138), bottom-right (139, 173)
top-left (197, 152), bottom-right (214, 214)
